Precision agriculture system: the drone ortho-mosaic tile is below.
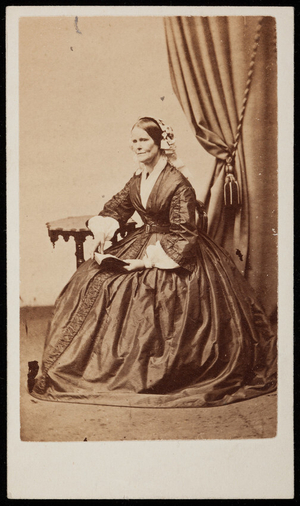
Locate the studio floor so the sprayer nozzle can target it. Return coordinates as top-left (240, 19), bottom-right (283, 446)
top-left (20, 306), bottom-right (277, 442)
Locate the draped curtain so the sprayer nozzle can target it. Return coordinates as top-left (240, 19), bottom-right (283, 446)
top-left (164, 16), bottom-right (277, 317)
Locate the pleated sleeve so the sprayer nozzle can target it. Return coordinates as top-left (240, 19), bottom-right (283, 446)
top-left (98, 177), bottom-right (136, 226)
top-left (160, 183), bottom-right (198, 269)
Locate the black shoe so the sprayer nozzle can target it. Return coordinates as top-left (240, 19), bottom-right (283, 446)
top-left (27, 361), bottom-right (39, 393)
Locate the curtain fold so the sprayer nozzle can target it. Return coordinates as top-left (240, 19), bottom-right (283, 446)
top-left (164, 16), bottom-right (277, 316)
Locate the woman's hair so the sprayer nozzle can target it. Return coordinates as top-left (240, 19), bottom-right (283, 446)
top-left (131, 117), bottom-right (162, 147)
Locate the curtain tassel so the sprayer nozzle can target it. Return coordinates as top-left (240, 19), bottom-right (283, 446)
top-left (224, 161), bottom-right (240, 208)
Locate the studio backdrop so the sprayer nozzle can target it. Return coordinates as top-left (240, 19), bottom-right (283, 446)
top-left (164, 16), bottom-right (277, 317)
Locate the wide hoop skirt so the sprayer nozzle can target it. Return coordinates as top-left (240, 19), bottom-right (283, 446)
top-left (31, 228), bottom-right (277, 408)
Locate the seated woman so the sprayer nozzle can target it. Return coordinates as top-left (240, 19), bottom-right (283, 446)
top-left (31, 117), bottom-right (277, 408)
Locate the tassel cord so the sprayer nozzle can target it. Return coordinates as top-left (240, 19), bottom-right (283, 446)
top-left (224, 16), bottom-right (264, 208)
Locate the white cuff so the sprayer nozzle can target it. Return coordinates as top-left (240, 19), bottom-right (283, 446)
top-left (142, 241), bottom-right (179, 269)
top-left (87, 216), bottom-right (119, 241)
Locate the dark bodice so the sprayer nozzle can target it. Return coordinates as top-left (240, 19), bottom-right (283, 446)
top-left (99, 163), bottom-right (198, 268)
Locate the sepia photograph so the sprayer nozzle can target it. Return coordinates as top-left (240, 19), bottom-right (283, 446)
top-left (7, 5), bottom-right (293, 500)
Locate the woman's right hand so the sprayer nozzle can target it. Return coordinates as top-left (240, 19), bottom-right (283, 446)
top-left (91, 231), bottom-right (106, 258)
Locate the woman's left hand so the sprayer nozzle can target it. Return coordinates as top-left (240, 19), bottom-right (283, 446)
top-left (123, 259), bottom-right (146, 272)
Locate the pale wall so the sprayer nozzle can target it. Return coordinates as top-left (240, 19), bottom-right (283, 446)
top-left (19, 16), bottom-right (214, 306)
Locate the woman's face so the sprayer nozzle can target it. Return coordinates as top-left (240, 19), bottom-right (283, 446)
top-left (131, 127), bottom-right (160, 165)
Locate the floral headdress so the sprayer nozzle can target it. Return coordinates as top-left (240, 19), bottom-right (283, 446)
top-left (155, 118), bottom-right (177, 158)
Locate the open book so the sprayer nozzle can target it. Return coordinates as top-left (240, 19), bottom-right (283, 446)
top-left (94, 252), bottom-right (129, 268)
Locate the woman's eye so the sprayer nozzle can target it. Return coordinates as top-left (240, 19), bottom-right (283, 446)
top-left (132, 138), bottom-right (149, 143)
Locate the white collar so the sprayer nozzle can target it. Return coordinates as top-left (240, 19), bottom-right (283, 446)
top-left (134, 155), bottom-right (167, 177)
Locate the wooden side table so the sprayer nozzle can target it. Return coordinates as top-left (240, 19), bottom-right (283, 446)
top-left (46, 216), bottom-right (136, 269)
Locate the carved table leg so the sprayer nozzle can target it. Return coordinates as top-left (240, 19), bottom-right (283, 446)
top-left (74, 235), bottom-right (85, 269)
